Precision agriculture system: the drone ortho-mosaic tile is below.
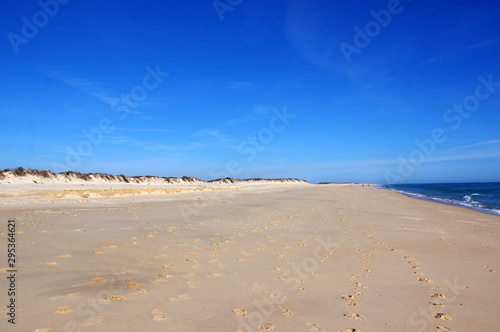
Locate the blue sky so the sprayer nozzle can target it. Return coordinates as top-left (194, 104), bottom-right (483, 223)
top-left (1, 0), bottom-right (500, 184)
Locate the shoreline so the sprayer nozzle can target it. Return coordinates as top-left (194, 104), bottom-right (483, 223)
top-left (380, 185), bottom-right (500, 217)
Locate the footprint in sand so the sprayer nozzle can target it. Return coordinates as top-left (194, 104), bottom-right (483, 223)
top-left (341, 295), bottom-right (358, 307)
top-left (352, 282), bottom-right (365, 289)
top-left (282, 309), bottom-right (293, 317)
top-left (235, 258), bottom-right (248, 262)
top-left (104, 295), bottom-right (126, 301)
top-left (430, 294), bottom-right (446, 299)
top-left (306, 323), bottom-right (322, 331)
top-left (206, 273), bottom-right (223, 277)
top-left (481, 265), bottom-right (496, 272)
top-left (168, 294), bottom-right (190, 302)
top-left (91, 251), bottom-right (106, 255)
top-left (259, 323), bottom-right (275, 330)
top-left (89, 278), bottom-right (106, 284)
top-left (188, 252), bottom-right (198, 256)
top-left (158, 274), bottom-right (173, 279)
top-left (233, 308), bottom-right (246, 316)
top-left (163, 265), bottom-right (175, 270)
top-left (418, 278), bottom-right (432, 283)
top-left (54, 306), bottom-right (72, 314)
top-left (34, 329), bottom-right (52, 332)
top-left (344, 312), bottom-right (361, 320)
top-left (430, 302), bottom-right (443, 307)
top-left (106, 245), bottom-right (117, 248)
top-left (152, 309), bottom-right (166, 321)
top-left (432, 313), bottom-right (452, 320)
top-left (59, 254), bottom-right (71, 258)
top-left (126, 281), bottom-right (148, 292)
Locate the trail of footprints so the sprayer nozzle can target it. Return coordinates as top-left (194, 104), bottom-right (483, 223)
top-left (336, 207), bottom-right (377, 331)
top-left (400, 254), bottom-right (453, 328)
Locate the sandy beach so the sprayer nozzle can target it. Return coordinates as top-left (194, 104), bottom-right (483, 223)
top-left (0, 182), bottom-right (499, 332)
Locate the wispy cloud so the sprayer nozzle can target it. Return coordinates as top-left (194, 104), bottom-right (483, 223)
top-left (191, 129), bottom-right (232, 142)
top-left (429, 140), bottom-right (500, 162)
top-left (223, 105), bottom-right (276, 126)
top-left (46, 69), bottom-right (142, 116)
top-left (428, 150), bottom-right (500, 163)
top-left (107, 135), bottom-right (196, 152)
top-left (442, 140), bottom-right (500, 152)
top-left (420, 38), bottom-right (500, 66)
top-left (224, 81), bottom-right (254, 90)
top-left (48, 70), bottom-right (116, 104)
top-left (114, 128), bottom-right (172, 133)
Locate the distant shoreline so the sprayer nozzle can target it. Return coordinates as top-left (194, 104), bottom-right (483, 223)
top-left (381, 183), bottom-right (500, 216)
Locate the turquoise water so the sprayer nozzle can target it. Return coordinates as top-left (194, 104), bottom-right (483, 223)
top-left (382, 182), bottom-right (500, 216)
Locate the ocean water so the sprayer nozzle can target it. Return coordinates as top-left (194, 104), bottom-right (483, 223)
top-left (381, 182), bottom-right (500, 216)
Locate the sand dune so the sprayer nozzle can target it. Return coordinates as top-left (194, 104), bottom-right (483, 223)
top-left (0, 168), bottom-right (307, 187)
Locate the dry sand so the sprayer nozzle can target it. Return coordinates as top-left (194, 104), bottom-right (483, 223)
top-left (0, 183), bottom-right (499, 331)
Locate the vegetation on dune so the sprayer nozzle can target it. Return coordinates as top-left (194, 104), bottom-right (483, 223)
top-left (0, 167), bottom-right (308, 184)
